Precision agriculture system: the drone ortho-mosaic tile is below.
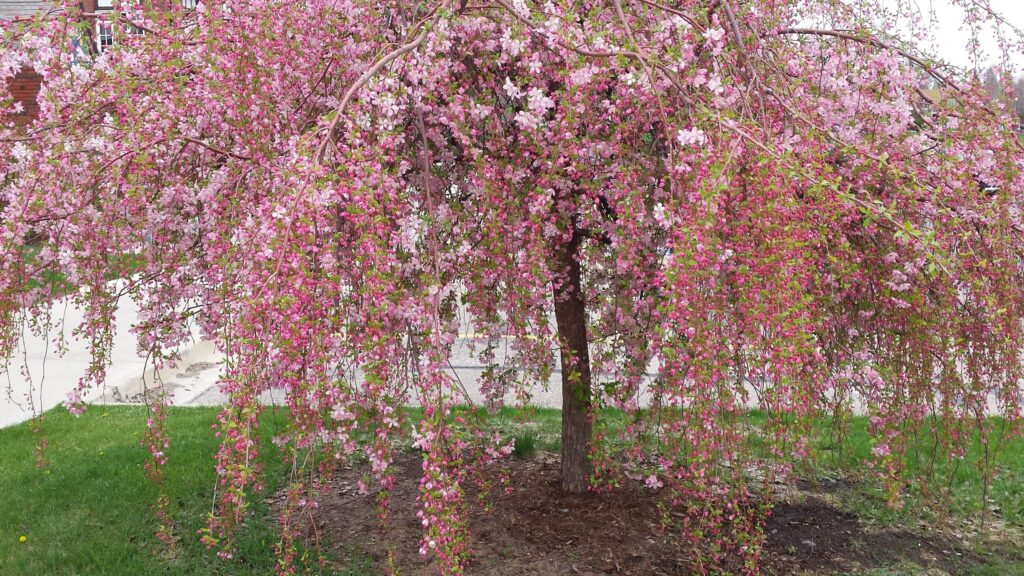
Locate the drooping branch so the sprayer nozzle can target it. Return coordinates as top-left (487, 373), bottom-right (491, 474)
top-left (314, 1), bottom-right (452, 164)
top-left (181, 137), bottom-right (252, 161)
top-left (776, 27), bottom-right (1024, 151)
top-left (776, 28), bottom-right (959, 90)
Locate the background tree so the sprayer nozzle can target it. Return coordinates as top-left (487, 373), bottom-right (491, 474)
top-left (2, 0), bottom-right (1024, 572)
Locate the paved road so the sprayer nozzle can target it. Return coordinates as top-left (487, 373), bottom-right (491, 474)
top-left (0, 295), bottom-right (226, 428)
top-left (169, 336), bottom-right (575, 408)
top-left (2, 293), bottom-right (1011, 429)
top-left (1, 297), bottom-right (575, 428)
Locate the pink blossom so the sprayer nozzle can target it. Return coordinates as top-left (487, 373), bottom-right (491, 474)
top-left (676, 127), bottom-right (707, 147)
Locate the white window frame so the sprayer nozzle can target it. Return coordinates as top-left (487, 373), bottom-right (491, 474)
top-left (125, 20), bottom-right (144, 37)
top-left (182, 0), bottom-right (197, 9)
top-left (95, 13), bottom-right (147, 54)
top-left (95, 20), bottom-right (114, 53)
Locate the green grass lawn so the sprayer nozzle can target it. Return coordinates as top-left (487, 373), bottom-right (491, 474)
top-left (2, 405), bottom-right (1021, 576)
top-left (0, 406), bottom-right (297, 576)
top-left (800, 412), bottom-right (1024, 528)
top-left (18, 244), bottom-right (144, 293)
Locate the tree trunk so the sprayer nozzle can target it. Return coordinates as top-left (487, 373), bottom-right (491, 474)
top-left (552, 225), bottom-right (593, 493)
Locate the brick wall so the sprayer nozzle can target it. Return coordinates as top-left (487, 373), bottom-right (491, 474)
top-left (4, 66), bottom-right (42, 125)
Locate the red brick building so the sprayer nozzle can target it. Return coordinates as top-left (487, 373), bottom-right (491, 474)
top-left (3, 0), bottom-right (193, 125)
top-left (2, 1), bottom-right (47, 125)
top-left (4, 67), bottom-right (41, 125)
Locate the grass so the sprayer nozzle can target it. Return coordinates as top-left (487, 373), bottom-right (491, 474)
top-left (0, 405), bottom-right (344, 576)
top-left (489, 406), bottom-right (563, 453)
top-left (968, 560), bottom-right (1024, 576)
top-left (1, 404), bottom-right (1022, 576)
top-left (19, 244), bottom-right (144, 292)
top-left (800, 413), bottom-right (1024, 528)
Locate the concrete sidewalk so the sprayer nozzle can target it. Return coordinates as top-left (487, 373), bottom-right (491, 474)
top-left (7, 294), bottom-right (1007, 429)
top-left (0, 295), bottom-right (223, 428)
top-left (0, 296), bottom-right (570, 429)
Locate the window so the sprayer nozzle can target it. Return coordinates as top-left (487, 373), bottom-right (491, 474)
top-left (96, 21), bottom-right (114, 52)
top-left (182, 0), bottom-right (197, 9)
top-left (94, 14), bottom-right (145, 54)
top-left (96, 0), bottom-right (114, 9)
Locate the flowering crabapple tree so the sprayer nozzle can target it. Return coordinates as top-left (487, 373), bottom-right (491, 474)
top-left (3, 0), bottom-right (1024, 572)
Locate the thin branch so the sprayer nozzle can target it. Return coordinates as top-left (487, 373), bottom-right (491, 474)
top-left (777, 28), bottom-right (959, 92)
top-left (776, 27), bottom-right (1023, 150)
top-left (314, 1), bottom-right (451, 164)
top-left (489, 0), bottom-right (694, 107)
top-left (182, 137), bottom-right (251, 161)
top-left (634, 0), bottom-right (704, 32)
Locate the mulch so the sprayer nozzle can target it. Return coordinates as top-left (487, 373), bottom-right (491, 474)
top-left (286, 451), bottom-right (996, 575)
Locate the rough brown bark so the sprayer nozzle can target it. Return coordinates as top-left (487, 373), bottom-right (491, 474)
top-left (552, 225), bottom-right (593, 493)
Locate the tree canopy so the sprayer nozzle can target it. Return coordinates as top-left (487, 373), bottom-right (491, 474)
top-left (2, 0), bottom-right (1024, 572)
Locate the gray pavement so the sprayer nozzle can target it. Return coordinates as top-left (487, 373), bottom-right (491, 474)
top-left (1, 295), bottom-right (577, 428)
top-left (2, 290), bottom-right (1013, 429)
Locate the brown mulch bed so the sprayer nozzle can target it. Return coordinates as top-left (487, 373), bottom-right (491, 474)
top-left (290, 451), bottom-right (992, 575)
